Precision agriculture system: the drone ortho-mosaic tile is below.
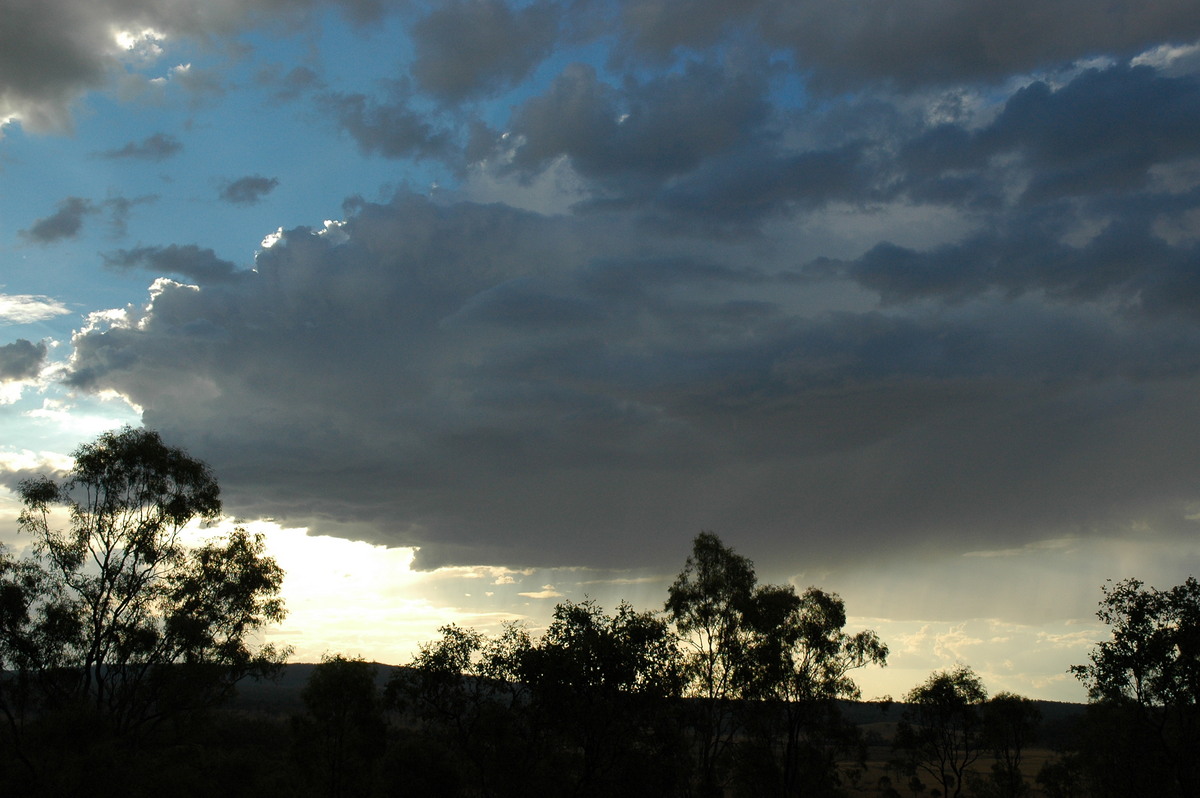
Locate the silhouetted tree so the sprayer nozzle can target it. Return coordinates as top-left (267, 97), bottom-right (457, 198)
top-left (666, 532), bottom-right (758, 796)
top-left (739, 584), bottom-right (888, 796)
top-left (523, 599), bottom-right (687, 797)
top-left (0, 428), bottom-right (287, 786)
top-left (294, 655), bottom-right (386, 798)
top-left (893, 666), bottom-right (987, 798)
top-left (1070, 576), bottom-right (1200, 797)
top-left (389, 621), bottom-right (540, 798)
top-left (978, 692), bottom-right (1040, 797)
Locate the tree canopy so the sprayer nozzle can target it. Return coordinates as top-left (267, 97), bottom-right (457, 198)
top-left (0, 427), bottom-right (288, 756)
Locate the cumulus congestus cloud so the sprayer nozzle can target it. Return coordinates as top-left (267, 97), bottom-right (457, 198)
top-left (9, 0), bottom-right (1200, 590)
top-left (65, 181), bottom-right (1200, 570)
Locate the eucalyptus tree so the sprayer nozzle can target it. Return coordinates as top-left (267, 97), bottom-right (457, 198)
top-left (981, 692), bottom-right (1041, 797)
top-left (742, 584), bottom-right (888, 795)
top-left (296, 655), bottom-right (386, 798)
top-left (0, 427), bottom-right (287, 743)
top-left (893, 666), bottom-right (987, 798)
top-left (666, 532), bottom-right (889, 796)
top-left (524, 599), bottom-right (687, 797)
top-left (1071, 577), bottom-right (1200, 797)
top-left (666, 532), bottom-right (758, 796)
top-left (390, 621), bottom-right (538, 798)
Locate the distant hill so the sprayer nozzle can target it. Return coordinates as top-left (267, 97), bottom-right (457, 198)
top-left (232, 663), bottom-right (1087, 740)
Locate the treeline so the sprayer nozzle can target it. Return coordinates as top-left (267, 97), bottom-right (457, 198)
top-left (1, 429), bottom-right (1198, 797)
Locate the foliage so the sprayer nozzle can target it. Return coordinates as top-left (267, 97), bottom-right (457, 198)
top-left (524, 599), bottom-right (688, 797)
top-left (388, 621), bottom-right (544, 798)
top-left (666, 531), bottom-right (758, 703)
top-left (666, 532), bottom-right (887, 797)
top-left (977, 692), bottom-right (1041, 797)
top-left (1070, 576), bottom-right (1200, 797)
top-left (0, 427), bottom-right (287, 760)
top-left (893, 665), bottom-right (987, 798)
top-left (665, 531), bottom-right (759, 795)
top-left (393, 601), bottom-right (690, 798)
top-left (740, 584), bottom-right (888, 796)
top-left (294, 655), bottom-right (386, 798)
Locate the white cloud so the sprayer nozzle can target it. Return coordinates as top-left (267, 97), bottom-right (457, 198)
top-left (518, 585), bottom-right (563, 599)
top-left (0, 294), bottom-right (70, 325)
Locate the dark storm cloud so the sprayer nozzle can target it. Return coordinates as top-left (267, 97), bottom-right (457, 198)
top-left (20, 0), bottom-right (1200, 578)
top-left (20, 197), bottom-right (97, 243)
top-left (844, 219), bottom-right (1200, 323)
top-left (103, 245), bottom-right (242, 284)
top-left (99, 133), bottom-right (183, 161)
top-left (644, 144), bottom-right (872, 235)
top-left (984, 65), bottom-right (1200, 202)
top-left (219, 175), bottom-right (280, 205)
top-left (607, 0), bottom-right (1200, 88)
top-left (507, 60), bottom-right (771, 183)
top-left (0, 339), bottom-right (47, 381)
top-left (410, 0), bottom-right (560, 101)
top-left (834, 63), bottom-right (1200, 318)
top-left (64, 190), bottom-right (1200, 570)
top-left (897, 65), bottom-right (1200, 205)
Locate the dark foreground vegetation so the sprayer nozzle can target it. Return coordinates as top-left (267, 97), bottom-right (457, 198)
top-left (1, 429), bottom-right (1197, 797)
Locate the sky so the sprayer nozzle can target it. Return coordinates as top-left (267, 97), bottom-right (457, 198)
top-left (3, 0), bottom-right (1200, 703)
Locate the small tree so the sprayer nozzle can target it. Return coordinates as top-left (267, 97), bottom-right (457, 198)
top-left (0, 427), bottom-right (287, 744)
top-left (980, 692), bottom-right (1040, 797)
top-left (296, 655), bottom-right (386, 798)
top-left (894, 666), bottom-right (987, 798)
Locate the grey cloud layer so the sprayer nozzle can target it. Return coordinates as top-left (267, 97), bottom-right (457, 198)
top-left (102, 245), bottom-right (244, 283)
top-left (13, 0), bottom-right (1199, 133)
top-left (20, 198), bottom-right (97, 243)
top-left (67, 169), bottom-right (1200, 569)
top-left (18, 0), bottom-right (1200, 576)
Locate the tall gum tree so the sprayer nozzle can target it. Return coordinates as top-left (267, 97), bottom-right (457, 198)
top-left (666, 531), bottom-right (758, 796)
top-left (0, 427), bottom-right (288, 744)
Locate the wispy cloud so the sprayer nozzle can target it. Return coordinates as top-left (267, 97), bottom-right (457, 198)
top-left (98, 132), bottom-right (182, 161)
top-left (0, 294), bottom-right (70, 324)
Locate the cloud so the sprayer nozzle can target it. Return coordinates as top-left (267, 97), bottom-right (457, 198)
top-left (518, 585), bottom-right (564, 599)
top-left (219, 175), bottom-right (280, 205)
top-left (99, 132), bottom-right (183, 161)
top-left (60, 179), bottom-right (1200, 572)
top-left (0, 339), bottom-right (47, 381)
top-left (20, 195), bottom-right (158, 242)
top-left (259, 65), bottom-right (323, 102)
top-left (606, 0), bottom-right (1200, 89)
top-left (102, 245), bottom-right (243, 284)
top-left (506, 60), bottom-right (771, 184)
top-left (0, 295), bottom-right (71, 325)
top-left (324, 89), bottom-right (457, 162)
top-left (0, 0), bottom-right (399, 131)
top-left (410, 0), bottom-right (560, 101)
top-left (20, 197), bottom-right (97, 243)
